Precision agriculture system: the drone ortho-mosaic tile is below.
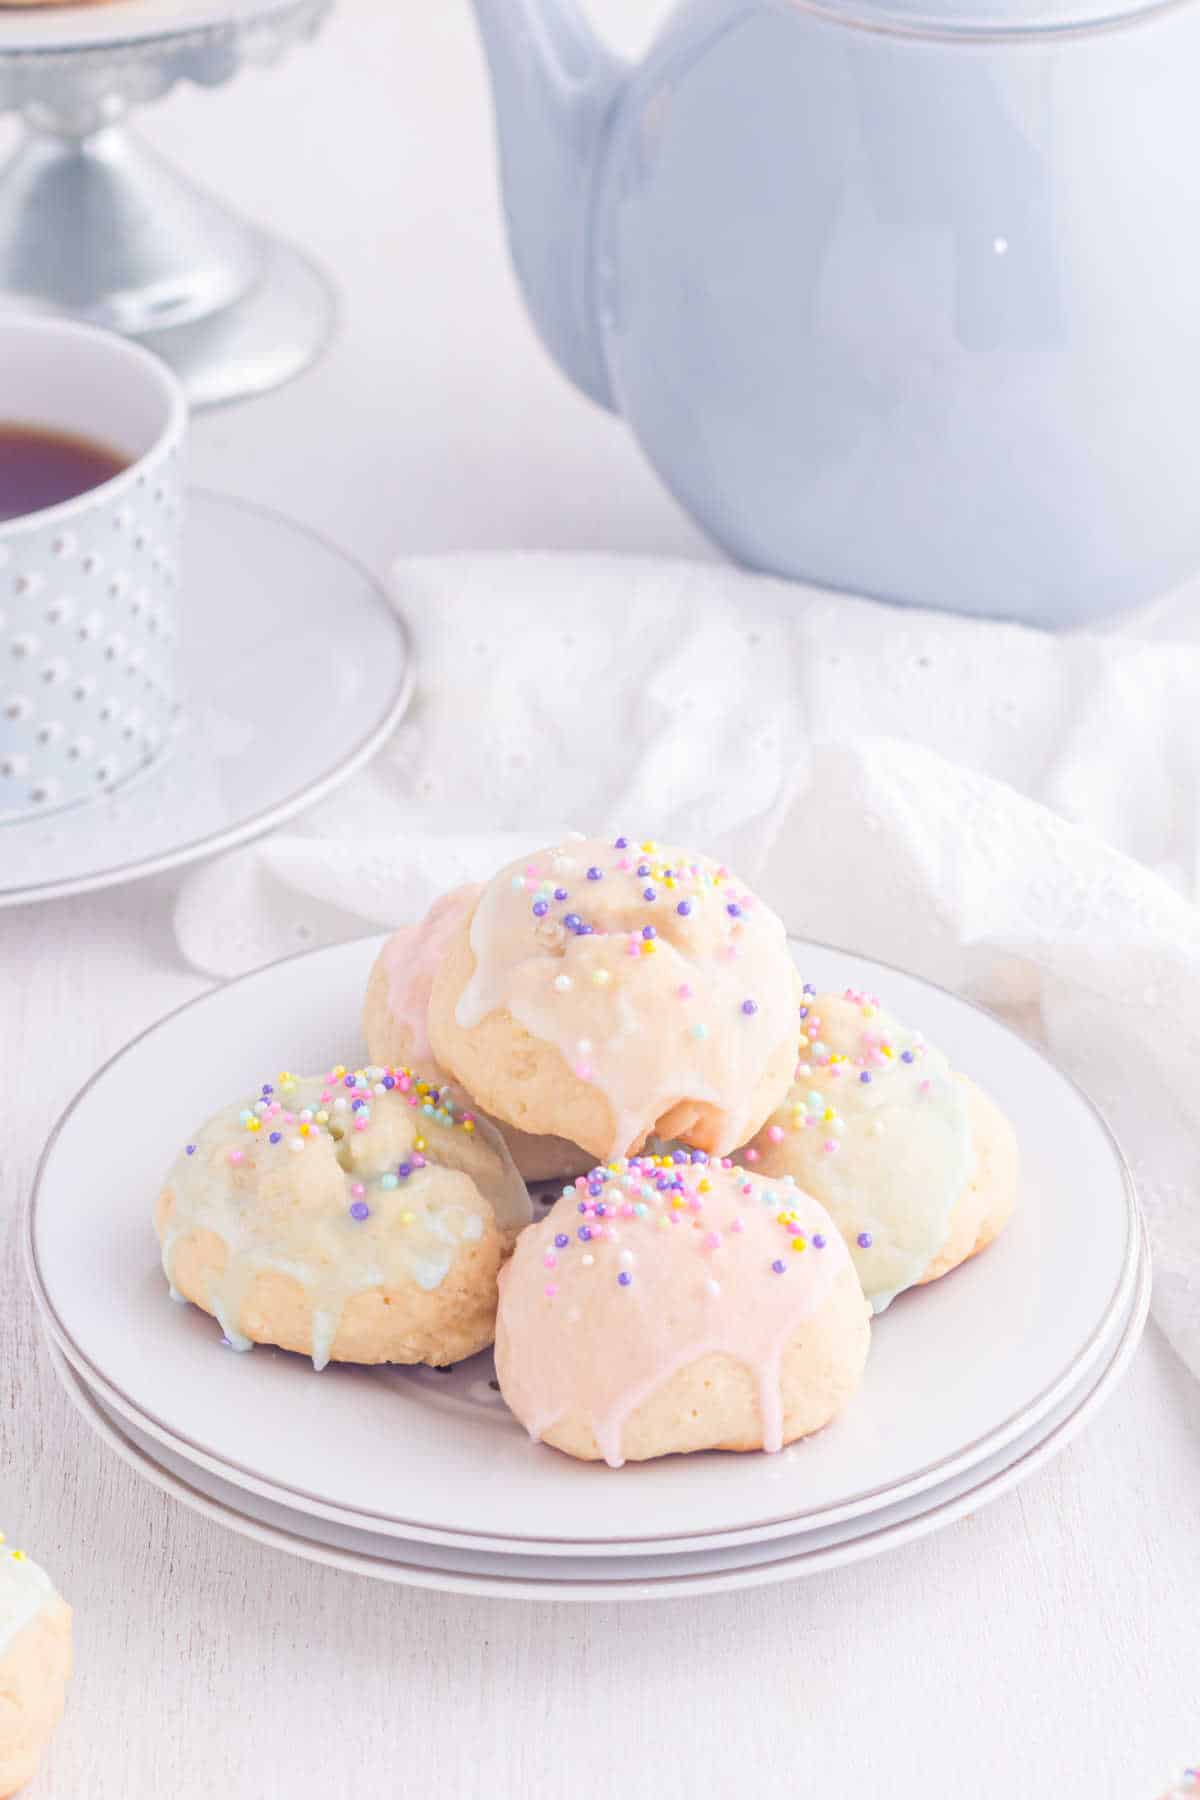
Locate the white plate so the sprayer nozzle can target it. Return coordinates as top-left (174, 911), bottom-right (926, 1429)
top-left (0, 0), bottom-right (319, 56)
top-left (26, 934), bottom-right (1140, 1554)
top-left (0, 493), bottom-right (412, 905)
top-left (45, 1233), bottom-right (1151, 1601)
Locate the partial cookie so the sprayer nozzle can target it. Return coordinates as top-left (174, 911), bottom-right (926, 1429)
top-left (428, 835), bottom-right (802, 1162)
top-left (156, 1063), bottom-right (532, 1368)
top-left (495, 1156), bottom-right (870, 1465)
top-left (0, 1538), bottom-right (71, 1800)
top-left (735, 987), bottom-right (1019, 1310)
top-left (363, 887), bottom-right (591, 1184)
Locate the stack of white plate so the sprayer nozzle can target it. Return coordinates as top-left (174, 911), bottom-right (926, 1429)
top-left (26, 938), bottom-right (1149, 1602)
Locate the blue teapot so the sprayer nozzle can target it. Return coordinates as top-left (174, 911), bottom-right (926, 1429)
top-left (470, 0), bottom-right (1200, 623)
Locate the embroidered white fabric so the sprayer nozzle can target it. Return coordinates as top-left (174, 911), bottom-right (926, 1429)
top-left (174, 551), bottom-right (1200, 1383)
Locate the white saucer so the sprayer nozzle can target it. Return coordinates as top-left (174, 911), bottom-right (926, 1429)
top-left (26, 935), bottom-right (1141, 1557)
top-left (0, 493), bottom-right (413, 905)
top-left (45, 1233), bottom-right (1150, 1601)
top-left (0, 0), bottom-right (322, 55)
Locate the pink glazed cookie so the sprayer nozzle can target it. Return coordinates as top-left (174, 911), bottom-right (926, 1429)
top-left (495, 1157), bottom-right (870, 1466)
top-left (363, 885), bottom-right (591, 1184)
top-left (428, 836), bottom-right (802, 1162)
top-left (0, 1538), bottom-right (71, 1800)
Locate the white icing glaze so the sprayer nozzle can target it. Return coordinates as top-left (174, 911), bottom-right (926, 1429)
top-left (496, 1158), bottom-right (854, 1467)
top-left (0, 1542), bottom-right (58, 1659)
top-left (382, 884), bottom-right (482, 1068)
top-left (159, 1064), bottom-right (531, 1368)
top-left (455, 837), bottom-right (800, 1159)
top-left (737, 987), bottom-right (972, 1311)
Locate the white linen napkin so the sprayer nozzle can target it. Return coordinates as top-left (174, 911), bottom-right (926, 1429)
top-left (174, 552), bottom-right (1200, 1384)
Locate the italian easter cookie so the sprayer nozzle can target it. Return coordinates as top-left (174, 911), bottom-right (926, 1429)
top-left (363, 884), bottom-right (591, 1184)
top-left (428, 836), bottom-right (803, 1162)
top-left (156, 1064), bottom-right (532, 1368)
top-left (0, 1537), bottom-right (71, 1800)
top-left (735, 987), bottom-right (1018, 1311)
top-left (495, 1157), bottom-right (871, 1466)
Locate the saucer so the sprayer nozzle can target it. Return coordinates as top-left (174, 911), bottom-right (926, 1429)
top-left (0, 492), bottom-right (413, 906)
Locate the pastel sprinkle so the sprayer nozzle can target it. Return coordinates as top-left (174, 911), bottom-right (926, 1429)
top-left (349, 1201), bottom-right (370, 1222)
top-left (857, 1231), bottom-right (873, 1249)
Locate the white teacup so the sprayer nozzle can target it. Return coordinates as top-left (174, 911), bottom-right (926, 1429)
top-left (0, 319), bottom-right (186, 824)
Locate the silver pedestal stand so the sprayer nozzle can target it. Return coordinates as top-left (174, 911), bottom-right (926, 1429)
top-left (0, 0), bottom-right (336, 406)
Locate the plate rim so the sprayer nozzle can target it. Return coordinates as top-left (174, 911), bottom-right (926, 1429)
top-left (43, 1233), bottom-right (1151, 1602)
top-left (25, 930), bottom-right (1143, 1553)
top-left (0, 491), bottom-right (414, 907)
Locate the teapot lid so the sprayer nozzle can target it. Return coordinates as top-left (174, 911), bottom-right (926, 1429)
top-left (803, 0), bottom-right (1171, 32)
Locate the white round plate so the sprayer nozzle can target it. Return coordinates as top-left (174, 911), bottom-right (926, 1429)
top-left (0, 0), bottom-right (320, 56)
top-left (0, 493), bottom-right (412, 905)
top-left (45, 1235), bottom-right (1150, 1601)
top-left (26, 934), bottom-right (1141, 1554)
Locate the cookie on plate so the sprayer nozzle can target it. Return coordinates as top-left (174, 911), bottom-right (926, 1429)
top-left (495, 1156), bottom-right (870, 1466)
top-left (156, 1063), bottom-right (532, 1368)
top-left (363, 884), bottom-right (591, 1184)
top-left (735, 987), bottom-right (1018, 1311)
top-left (428, 836), bottom-right (802, 1162)
top-left (0, 1537), bottom-right (71, 1800)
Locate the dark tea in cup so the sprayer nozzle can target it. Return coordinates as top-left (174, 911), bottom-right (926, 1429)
top-left (0, 423), bottom-right (129, 524)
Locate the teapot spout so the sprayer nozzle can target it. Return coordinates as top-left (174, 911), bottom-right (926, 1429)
top-left (470, 0), bottom-right (626, 410)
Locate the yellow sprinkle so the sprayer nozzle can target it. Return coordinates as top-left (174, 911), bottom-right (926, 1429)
top-left (671, 1197), bottom-right (686, 1210)
top-left (823, 1108), bottom-right (835, 1122)
top-left (861, 1005), bottom-right (875, 1019)
top-left (463, 1120), bottom-right (475, 1133)
top-left (332, 1065), bottom-right (346, 1077)
top-left (791, 1236), bottom-right (807, 1252)
top-left (641, 840), bottom-right (656, 852)
top-left (245, 1119), bottom-right (261, 1133)
top-left (698, 1178), bottom-right (711, 1193)
top-left (882, 1045), bottom-right (894, 1058)
top-left (415, 1138), bottom-right (426, 1151)
top-left (640, 940), bottom-right (656, 956)
top-left (298, 1122), bottom-right (310, 1137)
top-left (776, 1212), bottom-right (790, 1224)
top-left (401, 1210), bottom-right (414, 1226)
top-left (592, 969), bottom-right (611, 986)
top-left (0, 1533), bottom-right (6, 1546)
top-left (11, 1550), bottom-right (24, 1562)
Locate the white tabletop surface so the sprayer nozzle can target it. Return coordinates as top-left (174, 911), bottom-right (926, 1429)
top-left (0, 3), bottom-right (1197, 1797)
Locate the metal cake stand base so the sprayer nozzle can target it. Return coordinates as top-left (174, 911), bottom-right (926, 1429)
top-left (0, 0), bottom-right (336, 407)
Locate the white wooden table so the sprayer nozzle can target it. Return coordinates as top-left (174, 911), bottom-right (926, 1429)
top-left (1, 4), bottom-right (1198, 1796)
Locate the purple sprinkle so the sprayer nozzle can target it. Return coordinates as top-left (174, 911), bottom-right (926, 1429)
top-left (587, 866), bottom-right (603, 881)
top-left (397, 1162), bottom-right (412, 1179)
top-left (804, 983), bottom-right (816, 996)
top-left (186, 1144), bottom-right (196, 1156)
top-left (799, 1006), bottom-right (809, 1019)
top-left (690, 1149), bottom-right (708, 1164)
top-left (860, 1071), bottom-right (872, 1084)
top-left (676, 900), bottom-right (692, 916)
top-left (741, 999), bottom-right (758, 1015)
top-left (643, 887), bottom-right (657, 902)
top-left (578, 1200), bottom-right (588, 1213)
top-left (772, 1259), bottom-right (787, 1274)
top-left (351, 1097), bottom-right (366, 1110)
top-left (594, 1202), bottom-right (607, 1216)
top-left (617, 1271), bottom-right (633, 1287)
top-left (261, 1084), bottom-right (274, 1096)
top-left (857, 1231), bottom-right (873, 1249)
top-left (636, 863), bottom-right (651, 877)
top-left (350, 1201), bottom-right (370, 1222)
top-left (532, 898), bottom-right (550, 917)
top-left (672, 1149), bottom-right (688, 1164)
top-left (554, 887), bottom-right (569, 902)
top-left (563, 913), bottom-right (582, 931)
top-left (813, 1233), bottom-right (827, 1249)
top-left (577, 924), bottom-right (594, 935)
top-left (344, 1075), bottom-right (357, 1088)
top-left (382, 1074), bottom-right (396, 1089)
top-left (579, 1226), bottom-right (592, 1241)
top-left (614, 837), bottom-right (629, 849)
top-left (642, 925), bottom-right (656, 940)
top-left (554, 1233), bottom-right (569, 1248)
top-left (901, 1050), bottom-right (915, 1063)
top-left (726, 902), bottom-right (742, 917)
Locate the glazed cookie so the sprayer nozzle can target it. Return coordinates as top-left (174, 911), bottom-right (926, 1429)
top-left (428, 836), bottom-right (803, 1162)
top-left (0, 1537), bottom-right (71, 1800)
top-left (156, 1063), bottom-right (532, 1369)
top-left (495, 1156), bottom-right (871, 1466)
top-left (735, 987), bottom-right (1019, 1311)
top-left (363, 885), bottom-right (591, 1184)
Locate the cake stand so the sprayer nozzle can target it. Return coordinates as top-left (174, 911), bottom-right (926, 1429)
top-left (0, 0), bottom-right (336, 407)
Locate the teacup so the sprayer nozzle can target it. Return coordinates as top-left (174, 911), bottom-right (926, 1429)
top-left (0, 319), bottom-right (186, 825)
